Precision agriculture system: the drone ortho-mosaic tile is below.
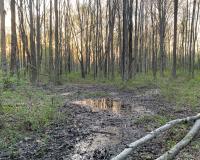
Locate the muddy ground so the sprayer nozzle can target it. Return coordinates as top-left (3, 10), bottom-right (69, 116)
top-left (0, 84), bottom-right (200, 160)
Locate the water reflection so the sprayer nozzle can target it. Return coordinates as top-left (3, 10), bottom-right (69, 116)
top-left (73, 98), bottom-right (150, 114)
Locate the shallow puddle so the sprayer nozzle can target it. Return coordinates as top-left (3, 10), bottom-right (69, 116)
top-left (73, 98), bottom-right (151, 115)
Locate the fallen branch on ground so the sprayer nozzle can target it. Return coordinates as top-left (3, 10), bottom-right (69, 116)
top-left (156, 118), bottom-right (200, 160)
top-left (111, 114), bottom-right (200, 160)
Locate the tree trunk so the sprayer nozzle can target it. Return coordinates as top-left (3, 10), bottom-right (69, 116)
top-left (172, 0), bottom-right (178, 78)
top-left (36, 0), bottom-right (41, 79)
top-left (49, 0), bottom-right (54, 81)
top-left (189, 0), bottom-right (196, 76)
top-left (122, 0), bottom-right (129, 81)
top-left (54, 0), bottom-right (60, 83)
top-left (128, 0), bottom-right (133, 79)
top-left (0, 0), bottom-right (7, 74)
top-left (29, 0), bottom-right (37, 83)
top-left (133, 0), bottom-right (138, 76)
top-left (10, 0), bottom-right (17, 75)
top-left (151, 3), bottom-right (156, 79)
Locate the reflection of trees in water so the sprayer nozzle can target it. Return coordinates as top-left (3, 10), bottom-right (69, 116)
top-left (80, 98), bottom-right (139, 113)
top-left (75, 98), bottom-right (150, 115)
top-left (84, 98), bottom-right (122, 113)
top-left (105, 98), bottom-right (113, 108)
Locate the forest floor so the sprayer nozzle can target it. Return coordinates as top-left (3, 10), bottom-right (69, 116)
top-left (0, 76), bottom-right (200, 159)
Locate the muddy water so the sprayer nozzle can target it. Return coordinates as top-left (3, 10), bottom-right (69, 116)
top-left (70, 98), bottom-right (153, 159)
top-left (73, 98), bottom-right (151, 115)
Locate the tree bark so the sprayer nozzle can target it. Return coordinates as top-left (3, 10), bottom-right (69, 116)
top-left (0, 0), bottom-right (7, 74)
top-left (122, 0), bottom-right (129, 81)
top-left (189, 0), bottom-right (196, 76)
top-left (29, 0), bottom-right (37, 83)
top-left (10, 0), bottom-right (17, 75)
top-left (49, 0), bottom-right (54, 81)
top-left (172, 0), bottom-right (178, 78)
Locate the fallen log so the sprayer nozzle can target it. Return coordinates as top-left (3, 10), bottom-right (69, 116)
top-left (156, 119), bottom-right (200, 160)
top-left (111, 114), bottom-right (200, 160)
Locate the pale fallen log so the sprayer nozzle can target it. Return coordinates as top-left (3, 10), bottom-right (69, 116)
top-left (111, 114), bottom-right (200, 160)
top-left (156, 119), bottom-right (200, 160)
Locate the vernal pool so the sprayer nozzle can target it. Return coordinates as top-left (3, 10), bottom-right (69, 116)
top-left (72, 98), bottom-right (152, 115)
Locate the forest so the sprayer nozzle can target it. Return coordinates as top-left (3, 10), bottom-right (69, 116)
top-left (0, 0), bottom-right (200, 159)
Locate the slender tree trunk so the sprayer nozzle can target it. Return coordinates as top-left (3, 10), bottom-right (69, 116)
top-left (158, 0), bottom-right (166, 76)
top-left (76, 0), bottom-right (85, 78)
top-left (0, 0), bottom-right (7, 74)
top-left (54, 0), bottom-right (60, 83)
top-left (184, 0), bottom-right (188, 71)
top-left (122, 0), bottom-right (129, 81)
top-left (10, 0), bottom-right (17, 75)
top-left (128, 0), bottom-right (133, 79)
top-left (36, 0), bottom-right (41, 79)
top-left (43, 0), bottom-right (47, 71)
top-left (151, 3), bottom-right (156, 79)
top-left (134, 0), bottom-right (138, 76)
top-left (49, 0), bottom-right (54, 81)
top-left (192, 1), bottom-right (200, 78)
top-left (18, 0), bottom-right (31, 75)
top-left (189, 0), bottom-right (196, 76)
top-left (172, 0), bottom-right (178, 78)
top-left (29, 0), bottom-right (37, 83)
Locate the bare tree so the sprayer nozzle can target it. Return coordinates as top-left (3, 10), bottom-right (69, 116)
top-left (189, 0), bottom-right (196, 77)
top-left (10, 0), bottom-right (17, 75)
top-left (134, 0), bottom-right (138, 76)
top-left (0, 0), bottom-right (7, 74)
top-left (151, 2), bottom-right (157, 79)
top-left (29, 0), bottom-right (37, 83)
top-left (128, 0), bottom-right (133, 78)
top-left (49, 0), bottom-right (54, 81)
top-left (54, 0), bottom-right (61, 83)
top-left (172, 0), bottom-right (178, 78)
top-left (158, 0), bottom-right (167, 76)
top-left (36, 0), bottom-right (42, 78)
top-left (122, 0), bottom-right (129, 81)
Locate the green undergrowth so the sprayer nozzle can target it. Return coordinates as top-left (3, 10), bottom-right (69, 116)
top-left (164, 123), bottom-right (189, 149)
top-left (81, 91), bottom-right (110, 98)
top-left (135, 115), bottom-right (169, 126)
top-left (156, 71), bottom-right (200, 110)
top-left (0, 75), bottom-right (64, 150)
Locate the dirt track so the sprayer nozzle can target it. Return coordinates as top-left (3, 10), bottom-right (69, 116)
top-left (0, 84), bottom-right (199, 160)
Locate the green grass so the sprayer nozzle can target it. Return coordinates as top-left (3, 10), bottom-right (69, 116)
top-left (156, 72), bottom-right (200, 109)
top-left (165, 123), bottom-right (189, 149)
top-left (81, 91), bottom-right (110, 98)
top-left (135, 72), bottom-right (200, 109)
top-left (135, 115), bottom-right (169, 126)
top-left (0, 75), bottom-right (64, 150)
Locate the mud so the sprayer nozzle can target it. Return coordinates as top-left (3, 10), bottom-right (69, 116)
top-left (0, 84), bottom-right (199, 160)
